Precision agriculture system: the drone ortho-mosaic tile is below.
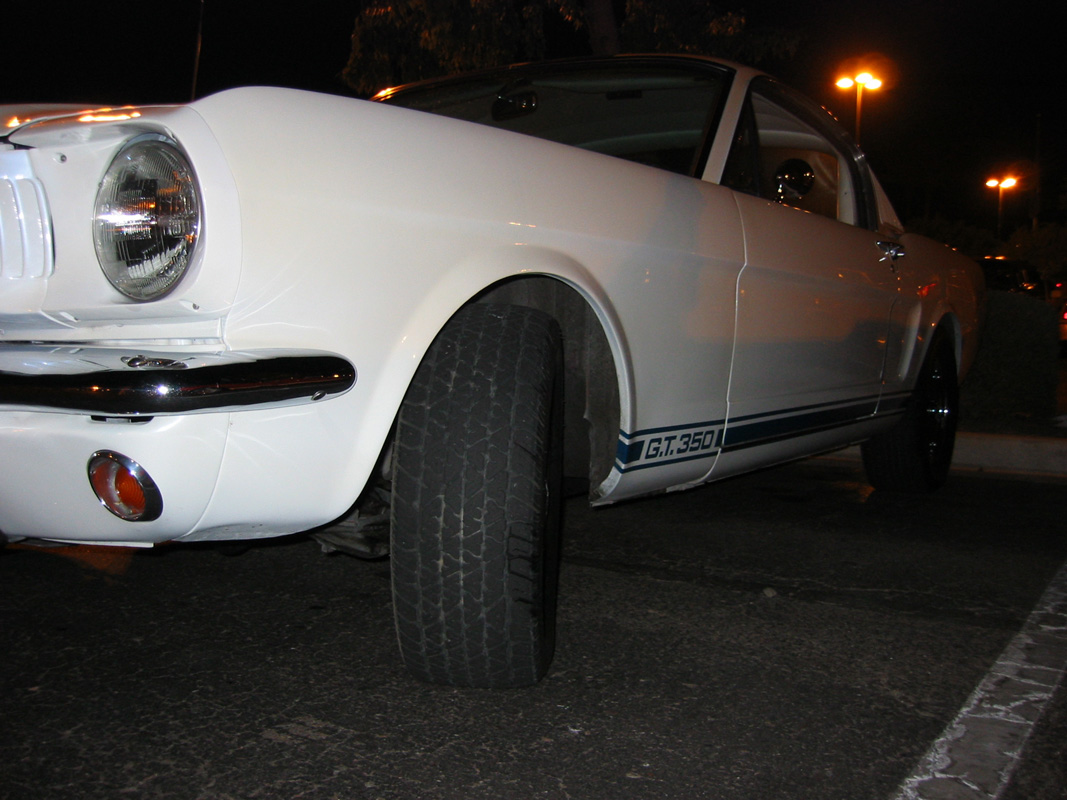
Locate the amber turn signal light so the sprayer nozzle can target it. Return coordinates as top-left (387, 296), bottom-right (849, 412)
top-left (87, 451), bottom-right (163, 522)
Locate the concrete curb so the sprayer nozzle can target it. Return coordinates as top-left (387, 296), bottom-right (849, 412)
top-left (952, 431), bottom-right (1067, 478)
top-left (830, 431), bottom-right (1067, 479)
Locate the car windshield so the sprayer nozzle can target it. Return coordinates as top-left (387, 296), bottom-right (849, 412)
top-left (382, 63), bottom-right (731, 176)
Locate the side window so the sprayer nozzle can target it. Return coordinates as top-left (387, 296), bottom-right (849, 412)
top-left (385, 65), bottom-right (730, 177)
top-left (723, 80), bottom-right (869, 228)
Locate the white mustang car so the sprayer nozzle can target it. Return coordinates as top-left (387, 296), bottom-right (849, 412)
top-left (0, 55), bottom-right (981, 687)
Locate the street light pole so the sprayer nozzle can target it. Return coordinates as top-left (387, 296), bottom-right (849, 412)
top-left (985, 177), bottom-right (1017, 239)
top-left (191, 0), bottom-right (205, 101)
top-left (836, 72), bottom-right (882, 146)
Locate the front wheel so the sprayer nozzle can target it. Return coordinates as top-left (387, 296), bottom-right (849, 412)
top-left (862, 328), bottom-right (959, 492)
top-left (390, 304), bottom-right (563, 688)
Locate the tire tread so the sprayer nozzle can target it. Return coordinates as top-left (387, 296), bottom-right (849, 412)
top-left (391, 303), bottom-right (561, 687)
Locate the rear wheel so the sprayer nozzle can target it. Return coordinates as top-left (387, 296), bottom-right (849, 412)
top-left (862, 328), bottom-right (959, 492)
top-left (390, 303), bottom-right (563, 688)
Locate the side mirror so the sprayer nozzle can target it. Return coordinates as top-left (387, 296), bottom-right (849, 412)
top-left (774, 158), bottom-right (815, 202)
top-left (492, 87), bottom-right (538, 121)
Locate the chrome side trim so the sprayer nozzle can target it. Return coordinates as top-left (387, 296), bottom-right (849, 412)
top-left (0, 346), bottom-right (356, 415)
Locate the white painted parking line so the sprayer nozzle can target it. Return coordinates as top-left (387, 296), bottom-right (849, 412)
top-left (892, 560), bottom-right (1067, 799)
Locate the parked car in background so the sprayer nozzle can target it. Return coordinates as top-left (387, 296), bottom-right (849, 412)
top-left (1, 55), bottom-right (982, 688)
top-left (980, 258), bottom-right (1047, 299)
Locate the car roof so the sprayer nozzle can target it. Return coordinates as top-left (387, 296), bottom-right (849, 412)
top-left (372, 53), bottom-right (762, 102)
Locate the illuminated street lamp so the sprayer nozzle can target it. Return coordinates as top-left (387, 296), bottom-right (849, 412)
top-left (836, 72), bottom-right (882, 145)
top-left (985, 177), bottom-right (1017, 238)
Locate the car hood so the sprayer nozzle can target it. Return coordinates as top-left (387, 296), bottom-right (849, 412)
top-left (1, 103), bottom-right (112, 134)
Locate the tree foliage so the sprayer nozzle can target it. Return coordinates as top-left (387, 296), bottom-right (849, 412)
top-left (342, 0), bottom-right (798, 97)
top-left (343, 0), bottom-right (579, 96)
top-left (618, 1), bottom-right (797, 64)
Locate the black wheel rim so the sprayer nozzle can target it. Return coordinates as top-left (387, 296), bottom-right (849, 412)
top-left (917, 343), bottom-right (957, 470)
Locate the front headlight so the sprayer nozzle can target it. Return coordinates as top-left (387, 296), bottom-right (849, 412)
top-left (94, 136), bottom-right (201, 301)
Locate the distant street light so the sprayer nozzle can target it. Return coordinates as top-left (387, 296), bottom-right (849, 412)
top-left (985, 177), bottom-right (1017, 238)
top-left (836, 72), bottom-right (882, 146)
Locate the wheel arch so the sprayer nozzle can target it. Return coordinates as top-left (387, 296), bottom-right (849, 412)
top-left (930, 311), bottom-right (963, 375)
top-left (897, 304), bottom-right (964, 394)
top-left (327, 243), bottom-right (634, 530)
top-left (927, 309), bottom-right (973, 389)
top-left (472, 271), bottom-right (626, 496)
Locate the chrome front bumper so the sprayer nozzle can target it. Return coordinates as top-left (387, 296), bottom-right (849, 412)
top-left (0, 345), bottom-right (356, 416)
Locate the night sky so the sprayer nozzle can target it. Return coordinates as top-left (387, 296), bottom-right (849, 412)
top-left (4, 1), bottom-right (1063, 231)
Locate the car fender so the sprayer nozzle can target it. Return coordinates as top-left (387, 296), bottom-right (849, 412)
top-left (896, 233), bottom-right (983, 384)
top-left (195, 87), bottom-right (744, 509)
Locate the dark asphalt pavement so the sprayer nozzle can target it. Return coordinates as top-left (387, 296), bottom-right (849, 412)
top-left (2, 458), bottom-right (1065, 799)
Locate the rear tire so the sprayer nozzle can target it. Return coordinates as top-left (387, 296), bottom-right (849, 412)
top-left (390, 303), bottom-right (563, 688)
top-left (862, 328), bottom-right (959, 492)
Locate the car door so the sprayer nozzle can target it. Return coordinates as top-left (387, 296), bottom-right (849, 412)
top-left (716, 78), bottom-right (902, 471)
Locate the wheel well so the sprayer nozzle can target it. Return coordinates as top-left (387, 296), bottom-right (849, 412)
top-left (475, 276), bottom-right (620, 492)
top-left (933, 314), bottom-right (962, 375)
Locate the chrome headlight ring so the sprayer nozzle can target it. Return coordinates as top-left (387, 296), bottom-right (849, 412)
top-left (93, 135), bottom-right (201, 301)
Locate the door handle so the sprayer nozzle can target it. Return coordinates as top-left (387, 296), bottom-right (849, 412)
top-left (877, 240), bottom-right (906, 271)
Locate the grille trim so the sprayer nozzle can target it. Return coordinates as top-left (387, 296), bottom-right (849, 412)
top-left (0, 150), bottom-right (54, 281)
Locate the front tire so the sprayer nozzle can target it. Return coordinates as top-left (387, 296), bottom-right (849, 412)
top-left (390, 304), bottom-right (563, 688)
top-left (862, 328), bottom-right (959, 492)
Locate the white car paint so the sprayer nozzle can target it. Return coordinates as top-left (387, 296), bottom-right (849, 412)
top-left (0, 56), bottom-right (982, 546)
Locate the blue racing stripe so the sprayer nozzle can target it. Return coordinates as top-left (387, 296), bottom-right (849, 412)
top-left (615, 392), bottom-right (904, 471)
top-left (721, 395), bottom-right (879, 451)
